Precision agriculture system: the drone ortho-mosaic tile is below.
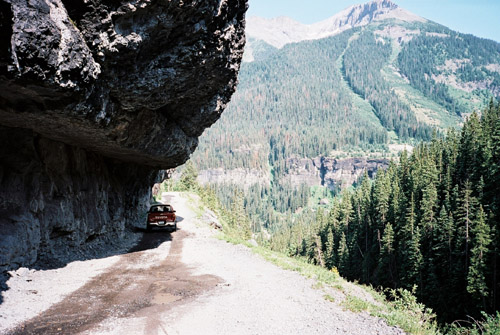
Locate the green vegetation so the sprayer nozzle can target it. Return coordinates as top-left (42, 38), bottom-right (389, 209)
top-left (343, 30), bottom-right (433, 139)
top-left (398, 27), bottom-right (500, 115)
top-left (191, 19), bottom-right (499, 238)
top-left (444, 312), bottom-right (500, 335)
top-left (187, 184), bottom-right (442, 334)
top-left (193, 20), bottom-right (499, 177)
top-left (342, 295), bottom-right (373, 312)
top-left (381, 287), bottom-right (439, 335)
top-left (268, 102), bottom-right (500, 324)
top-left (184, 17), bottom-right (500, 333)
top-left (323, 294), bottom-right (335, 302)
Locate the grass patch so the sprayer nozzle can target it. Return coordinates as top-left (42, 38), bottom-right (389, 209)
top-left (342, 294), bottom-right (374, 313)
top-left (312, 282), bottom-right (324, 290)
top-left (324, 294), bottom-right (335, 303)
top-left (333, 283), bottom-right (345, 293)
top-left (252, 246), bottom-right (340, 286)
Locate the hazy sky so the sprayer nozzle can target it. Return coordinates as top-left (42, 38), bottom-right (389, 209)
top-left (246, 0), bottom-right (500, 43)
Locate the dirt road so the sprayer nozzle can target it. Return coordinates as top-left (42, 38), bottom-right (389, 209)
top-left (1, 193), bottom-right (404, 335)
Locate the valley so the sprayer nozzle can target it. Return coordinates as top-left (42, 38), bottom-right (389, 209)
top-left (191, 0), bottom-right (500, 233)
top-left (185, 0), bottom-right (500, 328)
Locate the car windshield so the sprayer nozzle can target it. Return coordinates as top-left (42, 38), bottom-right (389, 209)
top-left (150, 205), bottom-right (172, 212)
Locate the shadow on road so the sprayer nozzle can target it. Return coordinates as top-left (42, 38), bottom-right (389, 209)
top-left (128, 229), bottom-right (173, 253)
top-left (0, 220), bottom-right (181, 306)
top-left (4, 223), bottom-right (219, 335)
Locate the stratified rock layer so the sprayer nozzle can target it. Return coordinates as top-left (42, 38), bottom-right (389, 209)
top-left (285, 156), bottom-right (389, 189)
top-left (197, 156), bottom-right (389, 191)
top-left (0, 0), bottom-right (247, 271)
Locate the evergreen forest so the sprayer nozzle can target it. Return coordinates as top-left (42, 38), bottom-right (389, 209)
top-left (268, 102), bottom-right (500, 323)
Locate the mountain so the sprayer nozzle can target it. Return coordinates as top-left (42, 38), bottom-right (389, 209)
top-left (191, 0), bottom-right (500, 230)
top-left (244, 0), bottom-right (425, 61)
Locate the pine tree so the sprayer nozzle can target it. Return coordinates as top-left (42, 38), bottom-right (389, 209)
top-left (400, 194), bottom-right (423, 290)
top-left (457, 181), bottom-right (477, 272)
top-left (467, 206), bottom-right (492, 309)
top-left (379, 223), bottom-right (396, 287)
top-left (420, 161), bottom-right (438, 232)
top-left (325, 227), bottom-right (336, 269)
top-left (231, 190), bottom-right (252, 239)
top-left (337, 232), bottom-right (349, 274)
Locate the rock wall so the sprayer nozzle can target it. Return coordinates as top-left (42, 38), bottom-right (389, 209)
top-left (0, 0), bottom-right (247, 271)
top-left (0, 126), bottom-right (157, 269)
top-left (197, 156), bottom-right (389, 191)
top-left (285, 156), bottom-right (389, 190)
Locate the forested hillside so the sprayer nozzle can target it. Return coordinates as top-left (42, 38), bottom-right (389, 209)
top-left (269, 101), bottom-right (500, 322)
top-left (190, 16), bottom-right (500, 235)
top-left (175, 0), bottom-right (500, 329)
top-left (194, 18), bottom-right (500, 172)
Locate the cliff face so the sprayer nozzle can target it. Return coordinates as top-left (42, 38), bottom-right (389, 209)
top-left (0, 0), bottom-right (247, 271)
top-left (285, 156), bottom-right (389, 190)
top-left (197, 156), bottom-right (389, 190)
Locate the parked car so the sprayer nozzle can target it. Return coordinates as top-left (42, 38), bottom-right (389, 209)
top-left (146, 204), bottom-right (176, 231)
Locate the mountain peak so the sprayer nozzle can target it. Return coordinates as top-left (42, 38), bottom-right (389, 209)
top-left (245, 0), bottom-right (426, 53)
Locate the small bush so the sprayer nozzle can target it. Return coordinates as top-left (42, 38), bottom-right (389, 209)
top-left (381, 286), bottom-right (440, 335)
top-left (444, 311), bottom-right (500, 335)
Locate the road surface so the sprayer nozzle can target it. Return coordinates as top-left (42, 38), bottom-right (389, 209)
top-left (1, 193), bottom-right (404, 335)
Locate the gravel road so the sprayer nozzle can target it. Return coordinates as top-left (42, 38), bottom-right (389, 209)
top-left (0, 193), bottom-right (404, 335)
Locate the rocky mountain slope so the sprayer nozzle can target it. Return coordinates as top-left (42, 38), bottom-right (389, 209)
top-left (193, 0), bottom-right (500, 190)
top-left (197, 157), bottom-right (389, 191)
top-left (244, 0), bottom-right (425, 61)
top-left (0, 0), bottom-right (247, 273)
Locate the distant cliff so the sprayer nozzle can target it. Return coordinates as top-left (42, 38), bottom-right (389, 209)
top-left (198, 156), bottom-right (389, 190)
top-left (0, 0), bottom-right (247, 271)
top-left (285, 156), bottom-right (389, 190)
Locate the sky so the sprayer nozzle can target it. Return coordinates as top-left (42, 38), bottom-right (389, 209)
top-left (246, 0), bottom-right (500, 43)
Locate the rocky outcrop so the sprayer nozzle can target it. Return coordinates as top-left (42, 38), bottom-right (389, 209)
top-left (197, 156), bottom-right (389, 191)
top-left (1, 0), bottom-right (246, 167)
top-left (0, 0), bottom-right (247, 271)
top-left (285, 156), bottom-right (389, 190)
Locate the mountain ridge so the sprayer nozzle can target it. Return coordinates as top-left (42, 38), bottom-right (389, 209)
top-left (193, 1), bottom-right (499, 204)
top-left (244, 0), bottom-right (426, 61)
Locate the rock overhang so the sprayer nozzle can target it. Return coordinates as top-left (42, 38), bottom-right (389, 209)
top-left (0, 0), bottom-right (248, 168)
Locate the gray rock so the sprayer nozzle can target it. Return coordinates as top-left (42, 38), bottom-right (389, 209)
top-left (203, 209), bottom-right (222, 230)
top-left (0, 0), bottom-right (247, 272)
top-left (285, 156), bottom-right (389, 190)
top-left (1, 0), bottom-right (247, 167)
